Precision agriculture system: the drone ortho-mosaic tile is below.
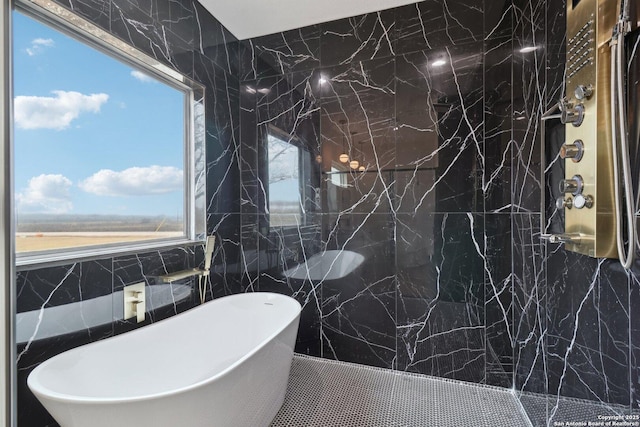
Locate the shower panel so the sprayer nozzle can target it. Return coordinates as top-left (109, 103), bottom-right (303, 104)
top-left (548, 0), bottom-right (638, 263)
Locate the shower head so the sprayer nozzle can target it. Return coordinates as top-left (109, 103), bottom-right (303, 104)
top-left (203, 235), bottom-right (216, 272)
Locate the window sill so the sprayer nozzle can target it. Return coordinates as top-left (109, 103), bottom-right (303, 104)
top-left (15, 237), bottom-right (204, 271)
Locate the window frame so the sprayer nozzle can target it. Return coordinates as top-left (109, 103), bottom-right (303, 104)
top-left (13, 0), bottom-right (206, 268)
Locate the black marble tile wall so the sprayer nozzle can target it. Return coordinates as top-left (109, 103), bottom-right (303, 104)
top-left (16, 0), bottom-right (640, 426)
top-left (513, 213), bottom-right (546, 397)
top-left (484, 35), bottom-right (512, 213)
top-left (239, 25), bottom-right (320, 79)
top-left (238, 1), bottom-right (640, 426)
top-left (518, 0), bottom-right (640, 425)
top-left (238, 0), bottom-right (510, 388)
top-left (396, 213), bottom-right (485, 380)
top-left (15, 0), bottom-right (241, 425)
top-left (395, 0), bottom-right (484, 54)
top-left (485, 213), bottom-right (513, 388)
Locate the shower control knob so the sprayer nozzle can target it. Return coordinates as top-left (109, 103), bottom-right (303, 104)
top-left (560, 103), bottom-right (585, 127)
top-left (559, 174), bottom-right (584, 196)
top-left (556, 197), bottom-right (573, 210)
top-left (573, 194), bottom-right (594, 209)
top-left (560, 139), bottom-right (584, 162)
top-left (574, 84), bottom-right (594, 100)
top-left (558, 97), bottom-right (573, 113)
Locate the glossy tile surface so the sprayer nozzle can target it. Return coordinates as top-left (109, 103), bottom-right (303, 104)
top-left (237, 0), bottom-right (506, 389)
top-left (237, 1), bottom-right (640, 426)
top-left (15, 0), bottom-right (640, 426)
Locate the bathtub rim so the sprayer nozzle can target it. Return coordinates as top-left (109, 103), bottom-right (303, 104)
top-left (27, 292), bottom-right (301, 405)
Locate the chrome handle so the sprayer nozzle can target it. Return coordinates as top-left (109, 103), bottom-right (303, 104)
top-left (556, 197), bottom-right (573, 210)
top-left (560, 101), bottom-right (585, 127)
top-left (560, 139), bottom-right (584, 162)
top-left (574, 84), bottom-right (593, 100)
top-left (559, 175), bottom-right (584, 196)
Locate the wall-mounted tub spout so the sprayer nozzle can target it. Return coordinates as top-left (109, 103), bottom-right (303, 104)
top-left (155, 236), bottom-right (216, 284)
top-left (156, 268), bottom-right (206, 283)
top-left (154, 236), bottom-right (216, 304)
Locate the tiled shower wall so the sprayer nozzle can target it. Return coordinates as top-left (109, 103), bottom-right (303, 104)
top-left (517, 0), bottom-right (640, 425)
top-left (14, 0), bottom-right (241, 425)
top-left (237, 0), bottom-right (640, 425)
top-left (237, 0), bottom-right (513, 384)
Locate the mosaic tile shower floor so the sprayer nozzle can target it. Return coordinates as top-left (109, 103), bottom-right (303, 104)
top-left (270, 354), bottom-right (532, 427)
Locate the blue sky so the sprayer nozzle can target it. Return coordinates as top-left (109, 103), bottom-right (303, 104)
top-left (13, 11), bottom-right (185, 218)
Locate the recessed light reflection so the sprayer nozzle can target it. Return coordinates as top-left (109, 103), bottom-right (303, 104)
top-left (246, 86), bottom-right (270, 94)
top-left (431, 59), bottom-right (447, 67)
top-left (519, 46), bottom-right (538, 53)
top-left (319, 77), bottom-right (328, 85)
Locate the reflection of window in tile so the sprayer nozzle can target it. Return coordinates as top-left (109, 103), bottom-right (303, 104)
top-left (268, 134), bottom-right (302, 227)
top-left (329, 166), bottom-right (348, 188)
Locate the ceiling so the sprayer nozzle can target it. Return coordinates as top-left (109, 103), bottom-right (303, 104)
top-left (197, 0), bottom-right (420, 40)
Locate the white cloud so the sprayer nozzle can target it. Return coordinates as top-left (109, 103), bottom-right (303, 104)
top-left (26, 38), bottom-right (54, 56)
top-left (131, 70), bottom-right (156, 83)
top-left (79, 166), bottom-right (183, 197)
top-left (14, 90), bottom-right (109, 130)
top-left (17, 174), bottom-right (73, 213)
top-left (33, 38), bottom-right (54, 46)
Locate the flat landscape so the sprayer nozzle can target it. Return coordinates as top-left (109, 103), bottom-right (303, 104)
top-left (15, 214), bottom-right (182, 253)
top-left (15, 232), bottom-right (182, 252)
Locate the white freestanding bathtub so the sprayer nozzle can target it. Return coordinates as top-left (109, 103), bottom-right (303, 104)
top-left (28, 292), bottom-right (301, 427)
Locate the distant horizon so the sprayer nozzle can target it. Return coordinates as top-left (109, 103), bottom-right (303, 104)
top-left (17, 212), bottom-right (184, 219)
top-left (16, 213), bottom-right (182, 233)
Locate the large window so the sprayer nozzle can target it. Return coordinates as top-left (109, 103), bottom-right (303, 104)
top-left (13, 1), bottom-right (205, 265)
